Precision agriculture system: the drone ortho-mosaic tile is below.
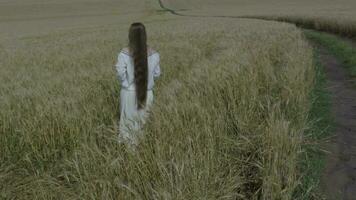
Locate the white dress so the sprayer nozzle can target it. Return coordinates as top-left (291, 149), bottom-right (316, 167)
top-left (115, 48), bottom-right (161, 144)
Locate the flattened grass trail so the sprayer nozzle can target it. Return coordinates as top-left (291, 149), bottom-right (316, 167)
top-left (316, 45), bottom-right (356, 199)
top-left (157, 0), bottom-right (356, 198)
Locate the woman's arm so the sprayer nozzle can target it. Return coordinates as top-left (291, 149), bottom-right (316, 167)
top-left (153, 53), bottom-right (161, 78)
top-left (115, 53), bottom-right (127, 82)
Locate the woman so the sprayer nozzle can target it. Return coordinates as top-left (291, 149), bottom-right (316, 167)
top-left (115, 22), bottom-right (161, 145)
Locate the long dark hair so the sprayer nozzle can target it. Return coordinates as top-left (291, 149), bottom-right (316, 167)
top-left (129, 22), bottom-right (148, 109)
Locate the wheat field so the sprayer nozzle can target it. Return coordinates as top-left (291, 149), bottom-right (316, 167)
top-left (163, 0), bottom-right (356, 38)
top-left (0, 0), bottom-right (333, 199)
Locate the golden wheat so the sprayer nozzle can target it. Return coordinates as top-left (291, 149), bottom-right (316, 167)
top-left (163, 0), bottom-right (356, 38)
top-left (0, 12), bottom-right (315, 199)
top-left (0, 0), bottom-right (333, 199)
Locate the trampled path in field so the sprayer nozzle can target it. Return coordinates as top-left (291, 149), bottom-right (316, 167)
top-left (157, 0), bottom-right (356, 198)
top-left (318, 46), bottom-right (356, 199)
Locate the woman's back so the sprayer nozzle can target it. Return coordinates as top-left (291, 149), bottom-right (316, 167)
top-left (116, 47), bottom-right (161, 91)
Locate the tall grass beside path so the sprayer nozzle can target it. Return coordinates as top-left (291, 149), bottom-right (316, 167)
top-left (1, 19), bottom-right (314, 199)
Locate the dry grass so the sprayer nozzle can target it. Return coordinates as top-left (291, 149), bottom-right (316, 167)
top-left (0, 15), bottom-right (314, 199)
top-left (0, 0), bottom-right (320, 199)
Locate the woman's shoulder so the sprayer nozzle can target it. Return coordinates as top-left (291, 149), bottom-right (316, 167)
top-left (119, 47), bottom-right (159, 57)
top-left (120, 47), bottom-right (131, 56)
top-left (148, 47), bottom-right (159, 58)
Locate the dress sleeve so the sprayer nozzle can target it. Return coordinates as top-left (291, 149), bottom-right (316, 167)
top-left (153, 53), bottom-right (161, 78)
top-left (115, 53), bottom-right (128, 83)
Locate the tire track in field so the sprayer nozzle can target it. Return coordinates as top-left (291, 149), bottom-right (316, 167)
top-left (317, 45), bottom-right (356, 200)
top-left (157, 0), bottom-right (356, 199)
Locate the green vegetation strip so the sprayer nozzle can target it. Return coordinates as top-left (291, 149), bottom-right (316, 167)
top-left (294, 48), bottom-right (333, 199)
top-left (305, 30), bottom-right (356, 78)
